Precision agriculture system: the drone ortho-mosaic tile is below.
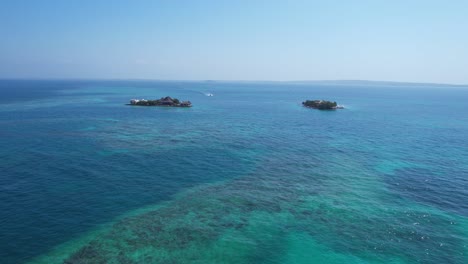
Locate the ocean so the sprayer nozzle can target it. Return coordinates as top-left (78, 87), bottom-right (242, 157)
top-left (0, 80), bottom-right (467, 263)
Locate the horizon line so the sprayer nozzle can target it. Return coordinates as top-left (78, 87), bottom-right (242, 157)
top-left (0, 78), bottom-right (467, 87)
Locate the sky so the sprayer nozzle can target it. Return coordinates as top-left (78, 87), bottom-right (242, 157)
top-left (1, 0), bottom-right (467, 84)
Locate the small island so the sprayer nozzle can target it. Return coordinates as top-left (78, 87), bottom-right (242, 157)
top-left (129, 96), bottom-right (192, 107)
top-left (302, 100), bottom-right (344, 110)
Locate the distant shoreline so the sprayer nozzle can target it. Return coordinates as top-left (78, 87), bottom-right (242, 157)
top-left (0, 79), bottom-right (466, 87)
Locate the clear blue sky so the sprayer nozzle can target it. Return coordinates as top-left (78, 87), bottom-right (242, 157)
top-left (1, 0), bottom-right (467, 84)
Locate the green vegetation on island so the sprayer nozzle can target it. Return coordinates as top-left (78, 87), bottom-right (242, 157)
top-left (302, 100), bottom-right (343, 110)
top-left (129, 96), bottom-right (192, 107)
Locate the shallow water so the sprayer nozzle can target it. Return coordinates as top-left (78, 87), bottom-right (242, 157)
top-left (0, 80), bottom-right (467, 263)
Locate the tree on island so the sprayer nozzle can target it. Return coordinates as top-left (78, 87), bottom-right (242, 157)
top-left (302, 100), bottom-right (340, 110)
top-left (129, 96), bottom-right (191, 107)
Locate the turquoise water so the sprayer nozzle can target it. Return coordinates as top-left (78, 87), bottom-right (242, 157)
top-left (1, 80), bottom-right (467, 263)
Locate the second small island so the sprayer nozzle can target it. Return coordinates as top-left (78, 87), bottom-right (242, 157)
top-left (129, 96), bottom-right (192, 107)
top-left (302, 100), bottom-right (344, 110)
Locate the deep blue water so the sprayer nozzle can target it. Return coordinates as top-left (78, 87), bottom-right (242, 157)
top-left (0, 80), bottom-right (467, 263)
